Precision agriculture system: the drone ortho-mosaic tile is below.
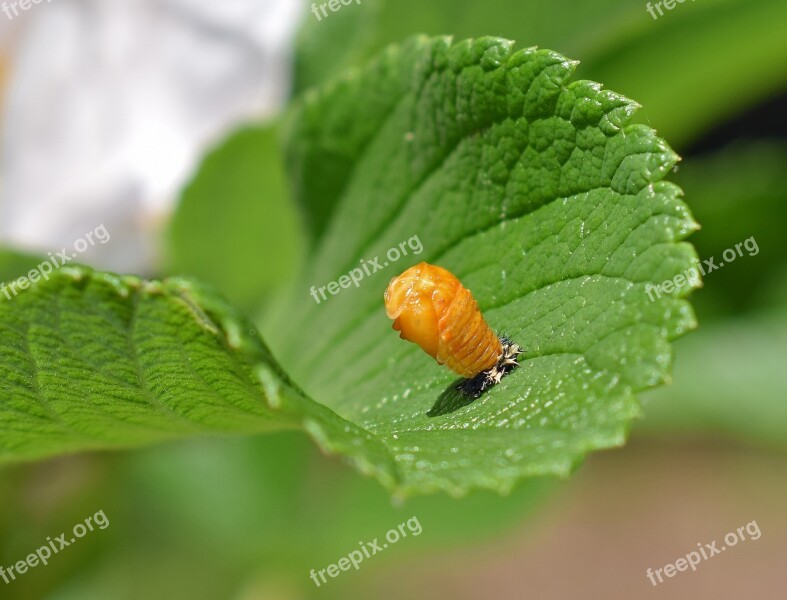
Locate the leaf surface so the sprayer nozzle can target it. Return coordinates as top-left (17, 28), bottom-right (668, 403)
top-left (266, 36), bottom-right (698, 494)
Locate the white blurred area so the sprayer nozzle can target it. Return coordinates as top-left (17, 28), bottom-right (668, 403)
top-left (0, 0), bottom-right (304, 273)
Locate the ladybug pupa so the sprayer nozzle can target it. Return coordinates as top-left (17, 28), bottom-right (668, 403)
top-left (384, 262), bottom-right (522, 398)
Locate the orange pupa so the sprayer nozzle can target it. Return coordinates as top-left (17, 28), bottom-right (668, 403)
top-left (384, 262), bottom-right (522, 397)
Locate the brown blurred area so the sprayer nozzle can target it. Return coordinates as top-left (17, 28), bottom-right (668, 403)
top-left (352, 440), bottom-right (787, 599)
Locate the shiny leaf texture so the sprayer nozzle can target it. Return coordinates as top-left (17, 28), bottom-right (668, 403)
top-left (265, 36), bottom-right (699, 495)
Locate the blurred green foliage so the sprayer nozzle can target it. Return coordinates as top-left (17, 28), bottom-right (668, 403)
top-left (166, 126), bottom-right (303, 312)
top-left (637, 142), bottom-right (787, 446)
top-left (669, 142), bottom-right (787, 317)
top-left (0, 248), bottom-right (45, 283)
top-left (295, 0), bottom-right (787, 148)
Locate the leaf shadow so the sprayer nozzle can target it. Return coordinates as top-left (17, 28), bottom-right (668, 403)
top-left (427, 378), bottom-right (477, 417)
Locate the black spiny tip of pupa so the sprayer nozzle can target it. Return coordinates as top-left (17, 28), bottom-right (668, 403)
top-left (455, 338), bottom-right (523, 399)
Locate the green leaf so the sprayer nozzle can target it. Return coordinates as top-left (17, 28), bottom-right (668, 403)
top-left (0, 266), bottom-right (395, 486)
top-left (265, 36), bottom-right (699, 495)
top-left (0, 37), bottom-right (698, 497)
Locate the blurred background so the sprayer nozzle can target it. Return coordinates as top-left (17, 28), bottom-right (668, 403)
top-left (0, 0), bottom-right (785, 598)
